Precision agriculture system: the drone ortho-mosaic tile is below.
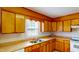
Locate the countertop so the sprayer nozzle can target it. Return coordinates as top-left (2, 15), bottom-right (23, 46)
top-left (0, 37), bottom-right (55, 52)
top-left (0, 36), bottom-right (71, 52)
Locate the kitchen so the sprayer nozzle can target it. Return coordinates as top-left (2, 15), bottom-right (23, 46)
top-left (0, 7), bottom-right (79, 52)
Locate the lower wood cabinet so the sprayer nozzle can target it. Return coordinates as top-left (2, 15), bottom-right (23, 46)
top-left (64, 40), bottom-right (70, 52)
top-left (24, 46), bottom-right (32, 52)
top-left (24, 38), bottom-right (70, 52)
top-left (24, 39), bottom-right (55, 52)
top-left (55, 40), bottom-right (64, 52)
top-left (32, 44), bottom-right (40, 52)
top-left (55, 38), bottom-right (70, 52)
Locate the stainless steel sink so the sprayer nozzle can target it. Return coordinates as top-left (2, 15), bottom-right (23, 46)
top-left (30, 39), bottom-right (45, 44)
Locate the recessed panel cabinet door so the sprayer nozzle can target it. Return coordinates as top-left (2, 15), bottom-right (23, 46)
top-left (15, 14), bottom-right (25, 32)
top-left (2, 11), bottom-right (15, 33)
top-left (64, 40), bottom-right (70, 52)
top-left (71, 19), bottom-right (79, 25)
top-left (57, 21), bottom-right (63, 32)
top-left (24, 46), bottom-right (32, 52)
top-left (52, 22), bottom-right (56, 32)
top-left (63, 20), bottom-right (71, 32)
top-left (44, 21), bottom-right (49, 32)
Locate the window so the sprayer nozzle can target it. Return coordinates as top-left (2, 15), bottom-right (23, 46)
top-left (25, 19), bottom-right (40, 36)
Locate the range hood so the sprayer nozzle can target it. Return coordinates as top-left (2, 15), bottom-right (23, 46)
top-left (71, 25), bottom-right (79, 28)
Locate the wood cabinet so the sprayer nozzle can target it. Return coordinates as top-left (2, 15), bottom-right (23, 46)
top-left (2, 11), bottom-right (15, 33)
top-left (71, 19), bottom-right (79, 25)
top-left (55, 39), bottom-right (64, 52)
top-left (32, 44), bottom-right (40, 52)
top-left (40, 21), bottom-right (43, 32)
top-left (0, 8), bottom-right (2, 33)
top-left (48, 22), bottom-right (52, 32)
top-left (44, 21), bottom-right (57, 32)
top-left (63, 20), bottom-right (71, 32)
top-left (64, 40), bottom-right (70, 52)
top-left (40, 44), bottom-right (47, 52)
top-left (24, 39), bottom-right (55, 52)
top-left (55, 38), bottom-right (70, 52)
top-left (52, 22), bottom-right (57, 32)
top-left (24, 46), bottom-right (32, 52)
top-left (57, 21), bottom-right (63, 32)
top-left (15, 14), bottom-right (25, 33)
top-left (24, 37), bottom-right (70, 52)
top-left (0, 10), bottom-right (25, 33)
top-left (44, 21), bottom-right (48, 32)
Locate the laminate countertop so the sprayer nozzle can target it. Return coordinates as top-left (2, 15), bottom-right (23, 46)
top-left (0, 37), bottom-right (55, 52)
top-left (0, 36), bottom-right (71, 52)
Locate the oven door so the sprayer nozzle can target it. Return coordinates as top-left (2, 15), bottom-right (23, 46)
top-left (70, 40), bottom-right (79, 52)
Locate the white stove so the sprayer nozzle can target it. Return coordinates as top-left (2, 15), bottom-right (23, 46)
top-left (70, 37), bottom-right (79, 52)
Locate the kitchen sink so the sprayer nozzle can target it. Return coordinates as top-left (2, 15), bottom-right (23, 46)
top-left (30, 39), bottom-right (45, 44)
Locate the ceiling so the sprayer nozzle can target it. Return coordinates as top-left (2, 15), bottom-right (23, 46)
top-left (27, 7), bottom-right (79, 18)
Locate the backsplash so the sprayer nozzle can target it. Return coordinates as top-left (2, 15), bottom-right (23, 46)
top-left (0, 32), bottom-right (52, 43)
top-left (53, 32), bottom-right (79, 38)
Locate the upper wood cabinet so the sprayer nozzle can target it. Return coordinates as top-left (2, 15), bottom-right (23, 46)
top-left (0, 10), bottom-right (26, 33)
top-left (57, 21), bottom-right (63, 32)
top-left (40, 21), bottom-right (43, 32)
top-left (49, 22), bottom-right (52, 32)
top-left (15, 14), bottom-right (25, 33)
top-left (52, 22), bottom-right (56, 32)
top-left (63, 20), bottom-right (71, 32)
top-left (44, 21), bottom-right (48, 32)
top-left (40, 22), bottom-right (44, 32)
top-left (71, 19), bottom-right (79, 25)
top-left (0, 9), bottom-right (1, 33)
top-left (44, 21), bottom-right (53, 32)
top-left (2, 11), bottom-right (15, 33)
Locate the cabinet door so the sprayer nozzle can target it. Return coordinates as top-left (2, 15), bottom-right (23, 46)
top-left (40, 45), bottom-right (47, 52)
top-left (32, 44), bottom-right (40, 52)
top-left (51, 40), bottom-right (55, 51)
top-left (44, 21), bottom-right (48, 32)
top-left (48, 22), bottom-right (52, 32)
top-left (40, 21), bottom-right (43, 32)
top-left (40, 42), bottom-right (47, 52)
top-left (64, 40), bottom-right (70, 52)
top-left (32, 48), bottom-right (40, 52)
top-left (0, 8), bottom-right (2, 33)
top-left (55, 41), bottom-right (61, 51)
top-left (46, 44), bottom-right (50, 52)
top-left (71, 19), bottom-right (79, 25)
top-left (63, 20), bottom-right (71, 32)
top-left (40, 46), bottom-right (43, 52)
top-left (56, 39), bottom-right (64, 52)
top-left (48, 40), bottom-right (55, 52)
top-left (2, 11), bottom-right (15, 33)
top-left (60, 42), bottom-right (64, 52)
top-left (24, 46), bottom-right (32, 52)
top-left (57, 21), bottom-right (63, 32)
top-left (15, 14), bottom-right (25, 33)
top-left (52, 22), bottom-right (56, 32)
top-left (49, 41), bottom-right (52, 52)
